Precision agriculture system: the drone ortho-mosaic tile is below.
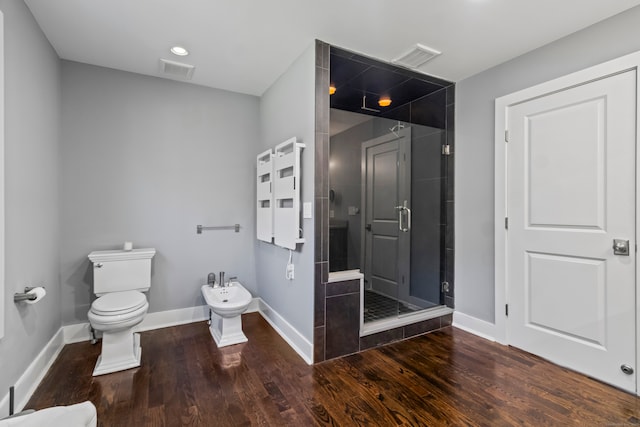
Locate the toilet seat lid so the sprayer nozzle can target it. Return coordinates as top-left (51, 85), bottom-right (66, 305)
top-left (91, 291), bottom-right (147, 316)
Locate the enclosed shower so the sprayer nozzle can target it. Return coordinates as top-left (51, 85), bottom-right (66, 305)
top-left (328, 46), bottom-right (455, 331)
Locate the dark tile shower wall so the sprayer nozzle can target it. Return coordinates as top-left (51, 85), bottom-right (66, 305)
top-left (322, 276), bottom-right (452, 362)
top-left (444, 86), bottom-right (455, 308)
top-left (325, 279), bottom-right (360, 359)
top-left (360, 314), bottom-right (453, 352)
top-left (314, 41), bottom-right (456, 362)
top-left (314, 40), bottom-right (330, 363)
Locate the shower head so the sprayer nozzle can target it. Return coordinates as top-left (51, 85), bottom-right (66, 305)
top-left (390, 121), bottom-right (406, 137)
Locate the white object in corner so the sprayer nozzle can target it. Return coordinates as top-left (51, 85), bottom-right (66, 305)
top-left (256, 149), bottom-right (274, 243)
top-left (273, 137), bottom-right (305, 250)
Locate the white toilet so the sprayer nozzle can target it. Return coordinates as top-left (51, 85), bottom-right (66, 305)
top-left (87, 248), bottom-right (156, 376)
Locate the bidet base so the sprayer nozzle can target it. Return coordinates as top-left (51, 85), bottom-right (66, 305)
top-left (209, 313), bottom-right (248, 347)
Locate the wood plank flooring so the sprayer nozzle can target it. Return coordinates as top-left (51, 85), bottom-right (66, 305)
top-left (26, 312), bottom-right (640, 426)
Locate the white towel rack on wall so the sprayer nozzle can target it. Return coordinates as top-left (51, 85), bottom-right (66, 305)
top-left (256, 149), bottom-right (274, 243)
top-left (273, 138), bottom-right (305, 249)
top-left (256, 137), bottom-right (305, 250)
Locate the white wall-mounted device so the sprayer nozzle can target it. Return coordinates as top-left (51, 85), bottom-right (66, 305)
top-left (256, 137), bottom-right (305, 250)
top-left (256, 149), bottom-right (274, 243)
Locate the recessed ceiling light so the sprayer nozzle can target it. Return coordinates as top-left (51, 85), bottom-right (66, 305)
top-left (378, 97), bottom-right (392, 107)
top-left (170, 46), bottom-right (189, 56)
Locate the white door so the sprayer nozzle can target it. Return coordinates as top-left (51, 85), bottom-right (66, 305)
top-left (362, 128), bottom-right (411, 300)
top-left (506, 70), bottom-right (636, 392)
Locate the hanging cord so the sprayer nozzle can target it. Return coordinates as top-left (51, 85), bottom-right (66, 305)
top-left (286, 249), bottom-right (295, 280)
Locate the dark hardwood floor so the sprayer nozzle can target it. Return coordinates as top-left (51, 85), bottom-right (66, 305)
top-left (26, 312), bottom-right (640, 426)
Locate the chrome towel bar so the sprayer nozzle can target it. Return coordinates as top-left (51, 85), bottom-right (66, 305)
top-left (197, 224), bottom-right (240, 234)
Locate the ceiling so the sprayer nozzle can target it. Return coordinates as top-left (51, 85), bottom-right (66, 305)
top-left (24, 0), bottom-right (640, 96)
top-left (329, 47), bottom-right (451, 119)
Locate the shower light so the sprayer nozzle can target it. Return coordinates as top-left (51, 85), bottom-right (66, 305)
top-left (329, 84), bottom-right (336, 95)
top-left (378, 97), bottom-right (392, 107)
top-left (170, 46), bottom-right (189, 56)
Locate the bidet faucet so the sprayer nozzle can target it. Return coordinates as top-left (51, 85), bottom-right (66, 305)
top-left (219, 271), bottom-right (225, 287)
top-left (207, 273), bottom-right (216, 287)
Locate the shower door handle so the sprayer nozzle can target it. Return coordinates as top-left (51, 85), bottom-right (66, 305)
top-left (404, 206), bottom-right (411, 232)
top-left (396, 205), bottom-right (406, 232)
top-left (396, 204), bottom-right (410, 232)
top-left (399, 206), bottom-right (411, 232)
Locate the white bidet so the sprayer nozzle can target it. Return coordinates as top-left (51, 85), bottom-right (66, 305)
top-left (201, 282), bottom-right (252, 347)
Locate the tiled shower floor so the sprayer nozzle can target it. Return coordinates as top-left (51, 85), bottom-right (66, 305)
top-left (363, 290), bottom-right (432, 323)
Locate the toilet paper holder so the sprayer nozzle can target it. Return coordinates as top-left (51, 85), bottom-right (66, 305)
top-left (14, 287), bottom-right (45, 303)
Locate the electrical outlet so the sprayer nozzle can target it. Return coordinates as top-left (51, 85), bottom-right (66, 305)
top-left (286, 263), bottom-right (295, 280)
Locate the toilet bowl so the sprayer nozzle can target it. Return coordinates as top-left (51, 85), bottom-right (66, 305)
top-left (88, 291), bottom-right (149, 376)
top-left (87, 248), bottom-right (155, 376)
top-left (88, 290), bottom-right (148, 331)
top-left (201, 281), bottom-right (252, 347)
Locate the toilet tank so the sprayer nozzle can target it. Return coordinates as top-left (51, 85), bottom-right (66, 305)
top-left (88, 248), bottom-right (156, 295)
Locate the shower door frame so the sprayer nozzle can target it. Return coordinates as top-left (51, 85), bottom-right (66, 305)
top-left (314, 41), bottom-right (456, 361)
top-left (358, 124), bottom-right (453, 337)
top-left (361, 128), bottom-right (412, 305)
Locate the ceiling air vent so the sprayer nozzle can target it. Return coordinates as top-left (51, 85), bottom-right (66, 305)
top-left (159, 58), bottom-right (195, 80)
top-left (392, 44), bottom-right (441, 69)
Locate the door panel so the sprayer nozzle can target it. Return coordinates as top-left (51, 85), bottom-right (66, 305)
top-left (527, 98), bottom-right (605, 229)
top-left (372, 235), bottom-right (398, 281)
top-left (507, 70), bottom-right (636, 392)
top-left (362, 128), bottom-right (411, 301)
top-left (527, 252), bottom-right (605, 347)
top-left (372, 150), bottom-right (399, 219)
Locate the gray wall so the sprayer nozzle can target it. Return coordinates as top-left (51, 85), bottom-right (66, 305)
top-left (257, 44), bottom-right (315, 342)
top-left (456, 5), bottom-right (640, 323)
top-left (0, 0), bottom-right (61, 406)
top-left (60, 62), bottom-right (260, 324)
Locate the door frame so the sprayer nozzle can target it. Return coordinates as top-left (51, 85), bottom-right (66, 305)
top-left (494, 50), bottom-right (640, 394)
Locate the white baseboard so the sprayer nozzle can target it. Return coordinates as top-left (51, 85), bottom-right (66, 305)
top-left (63, 323), bottom-right (92, 344)
top-left (257, 299), bottom-right (313, 364)
top-left (62, 298), bottom-right (261, 343)
top-left (1, 297), bottom-right (303, 415)
top-left (138, 298), bottom-right (261, 331)
top-left (0, 328), bottom-right (65, 415)
top-left (452, 311), bottom-right (496, 342)
top-left (136, 305), bottom-right (209, 333)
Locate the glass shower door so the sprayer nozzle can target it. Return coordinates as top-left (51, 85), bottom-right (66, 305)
top-left (361, 127), bottom-right (411, 321)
